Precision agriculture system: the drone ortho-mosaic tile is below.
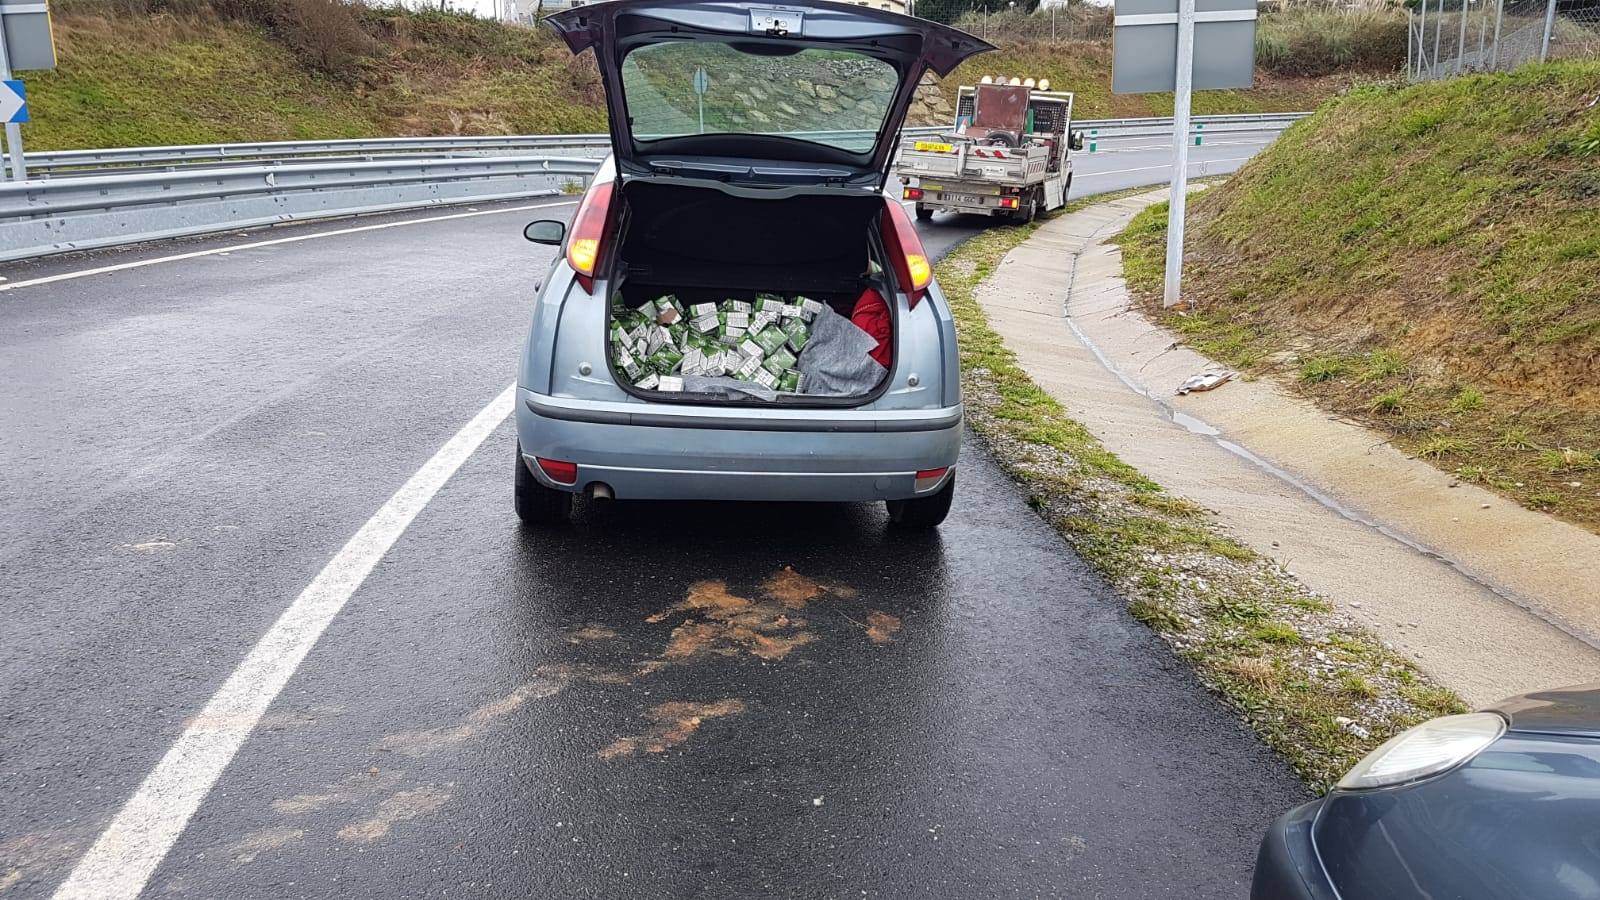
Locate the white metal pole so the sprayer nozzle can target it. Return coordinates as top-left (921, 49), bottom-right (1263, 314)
top-left (1433, 0), bottom-right (1444, 78)
top-left (1162, 0), bottom-right (1195, 309)
top-left (1539, 0), bottom-right (1557, 61)
top-left (1490, 0), bottom-right (1504, 68)
top-left (1407, 11), bottom-right (1413, 76)
top-left (1417, 0), bottom-right (1427, 77)
top-left (0, 23), bottom-right (25, 181)
top-left (1456, 0), bottom-right (1470, 73)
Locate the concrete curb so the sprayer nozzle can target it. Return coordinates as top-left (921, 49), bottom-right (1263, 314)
top-left (976, 190), bottom-right (1600, 707)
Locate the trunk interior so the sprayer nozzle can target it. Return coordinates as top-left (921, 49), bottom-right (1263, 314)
top-left (609, 180), bottom-right (895, 405)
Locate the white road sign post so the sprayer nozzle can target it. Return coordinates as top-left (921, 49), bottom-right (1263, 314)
top-left (1164, 0), bottom-right (1195, 309)
top-left (693, 65), bottom-right (708, 134)
top-left (0, 0), bottom-right (56, 181)
top-left (1113, 0), bottom-right (1255, 308)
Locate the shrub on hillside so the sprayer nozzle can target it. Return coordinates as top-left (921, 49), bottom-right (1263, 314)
top-left (264, 0), bottom-right (374, 77)
top-left (1256, 7), bottom-right (1409, 76)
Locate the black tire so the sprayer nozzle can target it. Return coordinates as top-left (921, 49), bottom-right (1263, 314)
top-left (886, 475), bottom-right (956, 529)
top-left (915, 204), bottom-right (934, 221)
top-left (515, 442), bottom-right (573, 526)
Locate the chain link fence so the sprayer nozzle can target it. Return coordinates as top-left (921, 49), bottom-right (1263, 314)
top-left (1409, 0), bottom-right (1600, 81)
top-left (950, 6), bottom-right (1113, 45)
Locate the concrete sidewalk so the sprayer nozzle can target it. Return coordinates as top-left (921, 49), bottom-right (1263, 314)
top-left (976, 189), bottom-right (1600, 707)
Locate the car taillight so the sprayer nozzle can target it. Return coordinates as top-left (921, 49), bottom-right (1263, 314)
top-left (999, 196), bottom-right (1019, 209)
top-left (914, 467), bottom-right (949, 492)
top-left (536, 457), bottom-right (578, 485)
top-left (566, 179), bottom-right (614, 294)
top-left (903, 187), bottom-right (924, 201)
top-left (880, 200), bottom-right (932, 307)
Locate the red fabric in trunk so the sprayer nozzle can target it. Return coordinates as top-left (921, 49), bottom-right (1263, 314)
top-left (851, 288), bottom-right (893, 368)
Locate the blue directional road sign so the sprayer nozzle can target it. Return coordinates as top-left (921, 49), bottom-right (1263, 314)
top-left (0, 80), bottom-right (26, 124)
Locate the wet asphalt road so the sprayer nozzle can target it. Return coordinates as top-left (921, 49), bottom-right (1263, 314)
top-left (1, 139), bottom-right (1306, 898)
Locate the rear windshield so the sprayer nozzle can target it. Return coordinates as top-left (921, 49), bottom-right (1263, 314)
top-left (620, 40), bottom-right (899, 152)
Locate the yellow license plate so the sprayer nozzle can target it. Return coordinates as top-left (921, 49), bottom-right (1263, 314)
top-left (914, 141), bottom-right (953, 153)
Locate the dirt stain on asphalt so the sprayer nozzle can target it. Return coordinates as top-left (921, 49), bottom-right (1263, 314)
top-left (762, 566), bottom-right (825, 607)
top-left (536, 662), bottom-right (634, 685)
top-left (653, 580), bottom-right (817, 663)
top-left (598, 700), bottom-right (748, 759)
top-left (226, 827), bottom-right (304, 864)
top-left (865, 612), bottom-right (902, 644)
top-left (378, 678), bottom-right (565, 757)
top-left (0, 827), bottom-right (90, 895)
top-left (567, 623), bottom-right (618, 643)
top-left (337, 785), bottom-right (451, 844)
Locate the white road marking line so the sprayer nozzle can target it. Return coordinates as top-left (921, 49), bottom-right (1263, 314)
top-left (1079, 156), bottom-right (1255, 178)
top-left (52, 383), bottom-right (518, 900)
top-left (0, 200), bottom-right (577, 294)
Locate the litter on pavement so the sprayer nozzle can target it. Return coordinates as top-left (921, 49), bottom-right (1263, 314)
top-left (1177, 370), bottom-right (1237, 395)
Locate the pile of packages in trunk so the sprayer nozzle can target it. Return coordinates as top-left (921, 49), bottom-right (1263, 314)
top-left (610, 293), bottom-right (824, 394)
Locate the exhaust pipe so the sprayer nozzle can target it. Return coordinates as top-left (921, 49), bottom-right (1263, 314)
top-left (589, 483), bottom-right (614, 501)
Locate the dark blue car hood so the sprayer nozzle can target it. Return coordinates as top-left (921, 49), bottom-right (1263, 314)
top-left (1314, 728), bottom-right (1600, 899)
top-left (1492, 683), bottom-right (1600, 738)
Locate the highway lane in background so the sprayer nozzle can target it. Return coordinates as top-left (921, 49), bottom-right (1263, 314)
top-left (0, 138), bottom-right (1294, 898)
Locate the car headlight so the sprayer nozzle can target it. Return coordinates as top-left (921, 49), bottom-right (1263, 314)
top-left (1337, 712), bottom-right (1507, 790)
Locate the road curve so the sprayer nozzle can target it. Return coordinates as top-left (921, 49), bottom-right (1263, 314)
top-left (0, 138), bottom-right (1304, 899)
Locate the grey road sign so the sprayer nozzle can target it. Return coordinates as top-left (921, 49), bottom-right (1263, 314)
top-left (2, 2), bottom-right (56, 71)
top-left (1112, 0), bottom-right (1255, 94)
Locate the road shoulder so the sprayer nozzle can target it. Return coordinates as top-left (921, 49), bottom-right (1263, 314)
top-left (975, 189), bottom-right (1600, 709)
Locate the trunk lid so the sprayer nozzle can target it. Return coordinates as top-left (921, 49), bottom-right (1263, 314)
top-left (545, 0), bottom-right (992, 188)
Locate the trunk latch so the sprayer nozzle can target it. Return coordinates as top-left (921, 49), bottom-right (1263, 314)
top-left (749, 8), bottom-right (803, 36)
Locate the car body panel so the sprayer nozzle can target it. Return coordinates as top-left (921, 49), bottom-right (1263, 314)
top-left (543, 0), bottom-right (991, 186)
top-left (516, 160), bottom-right (962, 504)
top-left (1492, 682), bottom-right (1600, 738)
top-left (516, 392), bottom-right (958, 502)
top-left (1254, 687), bottom-right (1600, 900)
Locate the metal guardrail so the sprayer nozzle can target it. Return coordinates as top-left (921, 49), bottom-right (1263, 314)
top-left (0, 155), bottom-right (602, 263)
top-left (8, 114), bottom-right (1308, 178)
top-left (0, 113), bottom-right (1308, 263)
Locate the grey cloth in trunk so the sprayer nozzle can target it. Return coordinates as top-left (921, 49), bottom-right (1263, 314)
top-left (681, 375), bottom-right (779, 402)
top-left (799, 304), bottom-right (886, 396)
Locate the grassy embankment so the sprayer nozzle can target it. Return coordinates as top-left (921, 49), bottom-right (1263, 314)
top-left (24, 1), bottom-right (1387, 151)
top-left (22, 2), bottom-right (607, 150)
top-left (1116, 63), bottom-right (1600, 532)
top-left (938, 194), bottom-right (1463, 792)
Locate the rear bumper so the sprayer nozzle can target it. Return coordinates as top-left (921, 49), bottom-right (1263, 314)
top-left (1252, 800), bottom-right (1339, 900)
top-left (516, 388), bottom-right (962, 501)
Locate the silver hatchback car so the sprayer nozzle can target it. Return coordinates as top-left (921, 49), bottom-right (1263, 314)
top-left (514, 0), bottom-right (991, 528)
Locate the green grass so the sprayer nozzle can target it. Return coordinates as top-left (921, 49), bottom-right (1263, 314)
top-left (939, 193), bottom-right (1465, 791)
top-left (22, 7), bottom-right (608, 150)
top-left (1115, 62), bottom-right (1600, 533)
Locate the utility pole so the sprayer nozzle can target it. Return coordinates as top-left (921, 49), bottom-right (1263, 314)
top-left (1162, 0), bottom-right (1194, 308)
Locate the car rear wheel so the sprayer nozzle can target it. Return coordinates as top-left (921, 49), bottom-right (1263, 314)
top-left (886, 476), bottom-right (955, 529)
top-left (915, 204), bottom-right (934, 221)
top-left (515, 442), bottom-right (573, 525)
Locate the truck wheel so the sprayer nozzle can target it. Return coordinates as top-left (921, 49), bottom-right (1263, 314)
top-left (515, 442), bottom-right (573, 526)
top-left (886, 476), bottom-right (955, 529)
top-left (915, 204), bottom-right (934, 221)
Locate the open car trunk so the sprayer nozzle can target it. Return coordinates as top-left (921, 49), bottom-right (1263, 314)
top-left (608, 180), bottom-right (894, 406)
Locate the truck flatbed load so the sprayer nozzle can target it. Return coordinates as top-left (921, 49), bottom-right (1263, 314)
top-left (894, 82), bottom-right (1083, 223)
